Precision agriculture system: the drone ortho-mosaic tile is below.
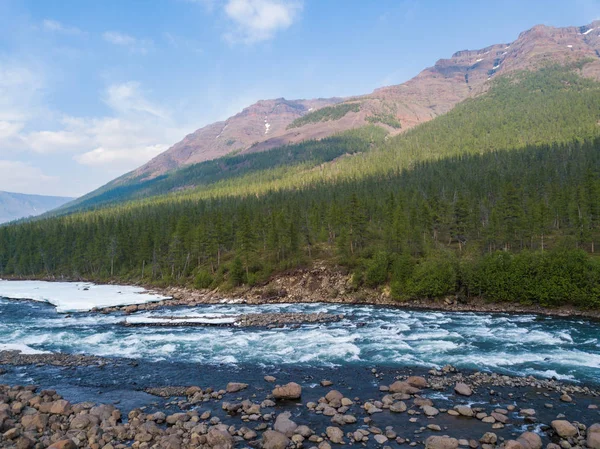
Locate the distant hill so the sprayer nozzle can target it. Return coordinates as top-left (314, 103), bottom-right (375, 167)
top-left (0, 191), bottom-right (74, 224)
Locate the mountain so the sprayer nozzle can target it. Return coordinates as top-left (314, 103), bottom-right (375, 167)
top-left (124, 21), bottom-right (600, 182)
top-left (0, 191), bottom-right (74, 224)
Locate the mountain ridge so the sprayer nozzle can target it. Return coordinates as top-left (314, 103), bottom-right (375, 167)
top-left (105, 20), bottom-right (600, 188)
top-left (0, 191), bottom-right (74, 224)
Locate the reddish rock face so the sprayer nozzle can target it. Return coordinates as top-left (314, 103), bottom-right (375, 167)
top-left (121, 21), bottom-right (600, 183)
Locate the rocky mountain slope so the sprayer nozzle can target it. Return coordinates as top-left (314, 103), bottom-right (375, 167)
top-left (119, 21), bottom-right (600, 184)
top-left (0, 191), bottom-right (73, 224)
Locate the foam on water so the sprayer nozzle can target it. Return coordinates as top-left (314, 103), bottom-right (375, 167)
top-left (0, 288), bottom-right (599, 384)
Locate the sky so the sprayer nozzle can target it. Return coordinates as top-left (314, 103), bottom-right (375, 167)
top-left (0, 0), bottom-right (599, 197)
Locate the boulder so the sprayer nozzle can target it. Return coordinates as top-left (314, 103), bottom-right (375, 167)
top-left (407, 376), bottom-right (428, 388)
top-left (480, 433), bottom-right (497, 445)
top-left (588, 424), bottom-right (600, 449)
top-left (21, 413), bottom-right (48, 431)
top-left (272, 382), bottom-right (302, 400)
top-left (389, 381), bottom-right (420, 395)
top-left (551, 420), bottom-right (578, 438)
top-left (503, 441), bottom-right (525, 449)
top-left (326, 426), bottom-right (344, 444)
top-left (423, 406), bottom-right (439, 416)
top-left (425, 436), bottom-right (459, 449)
top-left (274, 412), bottom-right (298, 437)
top-left (517, 432), bottom-right (542, 449)
top-left (206, 427), bottom-right (234, 449)
top-left (454, 383), bottom-right (473, 396)
top-left (263, 430), bottom-right (290, 449)
top-left (455, 405), bottom-right (474, 417)
top-left (325, 390), bottom-right (344, 403)
top-left (226, 382), bottom-right (248, 393)
top-left (374, 434), bottom-right (389, 444)
top-left (49, 399), bottom-right (72, 415)
top-left (47, 440), bottom-right (77, 449)
top-left (390, 401), bottom-right (407, 413)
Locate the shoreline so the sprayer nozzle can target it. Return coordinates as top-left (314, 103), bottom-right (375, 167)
top-left (2, 269), bottom-right (600, 320)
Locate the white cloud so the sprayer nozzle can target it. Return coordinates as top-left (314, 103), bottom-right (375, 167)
top-left (0, 160), bottom-right (58, 195)
top-left (75, 144), bottom-right (168, 168)
top-left (103, 31), bottom-right (152, 54)
top-left (223, 0), bottom-right (303, 43)
top-left (104, 81), bottom-right (168, 119)
top-left (42, 19), bottom-right (84, 36)
top-left (24, 130), bottom-right (88, 154)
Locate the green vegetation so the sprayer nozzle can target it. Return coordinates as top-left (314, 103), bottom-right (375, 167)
top-left (287, 103), bottom-right (361, 129)
top-left (3, 65), bottom-right (600, 309)
top-left (366, 113), bottom-right (401, 129)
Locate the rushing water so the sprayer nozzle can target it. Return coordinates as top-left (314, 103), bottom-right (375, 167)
top-left (1, 293), bottom-right (599, 385)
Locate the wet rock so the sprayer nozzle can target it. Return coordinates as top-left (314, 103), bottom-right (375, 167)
top-left (480, 433), bottom-right (497, 445)
top-left (326, 426), bottom-right (345, 444)
top-left (407, 376), bottom-right (428, 388)
top-left (263, 430), bottom-right (290, 449)
top-left (325, 390), bottom-right (344, 403)
top-left (264, 376), bottom-right (276, 383)
top-left (272, 382), bottom-right (302, 400)
top-left (389, 381), bottom-right (420, 395)
top-left (559, 394), bottom-right (572, 403)
top-left (426, 436), bottom-right (459, 449)
top-left (455, 405), bottom-right (474, 417)
top-left (390, 401), bottom-right (407, 413)
top-left (375, 434), bottom-right (389, 444)
top-left (428, 424), bottom-right (442, 431)
top-left (504, 442), bottom-right (525, 449)
top-left (587, 424), bottom-right (600, 449)
top-left (274, 412), bottom-right (298, 437)
top-left (517, 432), bottom-right (542, 449)
top-left (551, 420), bottom-right (578, 438)
top-left (454, 383), bottom-right (473, 396)
top-left (423, 406), bottom-right (439, 416)
top-left (321, 380), bottom-right (333, 387)
top-left (226, 382), bottom-right (248, 393)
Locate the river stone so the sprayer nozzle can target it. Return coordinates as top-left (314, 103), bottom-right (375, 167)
top-left (89, 403), bottom-right (116, 422)
top-left (272, 382), bottom-right (302, 400)
top-left (21, 413), bottom-right (48, 431)
top-left (295, 425), bottom-right (314, 438)
top-left (480, 433), bottom-right (497, 444)
top-left (390, 401), bottom-right (407, 413)
top-left (49, 399), bottom-right (71, 415)
top-left (375, 434), bottom-right (389, 444)
top-left (206, 427), bottom-right (234, 449)
top-left (407, 376), bottom-right (428, 388)
top-left (559, 394), bottom-right (572, 402)
top-left (454, 383), bottom-right (473, 396)
top-left (389, 381), bottom-right (420, 395)
top-left (325, 390), bottom-right (344, 403)
top-left (517, 432), bottom-right (542, 449)
top-left (504, 441), bottom-right (525, 449)
top-left (423, 406), bottom-right (439, 416)
top-left (47, 440), bottom-right (77, 449)
top-left (426, 436), bottom-right (459, 449)
top-left (551, 420), bottom-right (578, 438)
top-left (226, 382), bottom-right (248, 393)
top-left (274, 412), bottom-right (298, 437)
top-left (455, 405), bottom-right (474, 417)
top-left (491, 412), bottom-right (508, 423)
top-left (263, 430), bottom-right (290, 449)
top-left (588, 424), bottom-right (600, 449)
top-left (326, 426), bottom-right (344, 444)
top-left (264, 376), bottom-right (276, 383)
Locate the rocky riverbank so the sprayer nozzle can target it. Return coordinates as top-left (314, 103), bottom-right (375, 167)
top-left (4, 265), bottom-right (600, 319)
top-left (0, 365), bottom-right (599, 449)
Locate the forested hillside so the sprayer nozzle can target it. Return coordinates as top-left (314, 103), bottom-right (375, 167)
top-left (3, 65), bottom-right (600, 309)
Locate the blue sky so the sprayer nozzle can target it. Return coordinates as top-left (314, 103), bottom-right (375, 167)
top-left (0, 0), bottom-right (599, 196)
